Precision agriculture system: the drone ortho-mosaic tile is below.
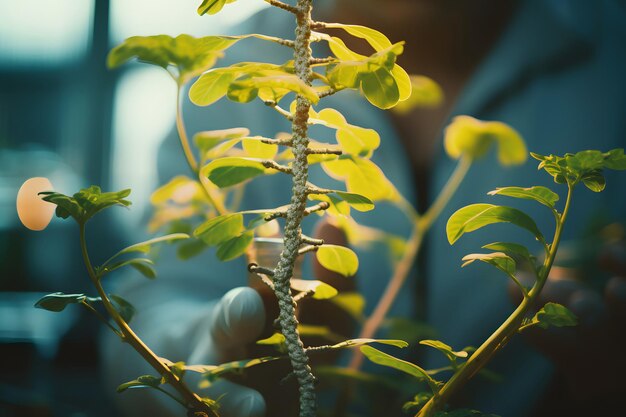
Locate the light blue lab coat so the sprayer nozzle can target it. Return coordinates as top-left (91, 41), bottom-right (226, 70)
top-left (105, 1), bottom-right (626, 416)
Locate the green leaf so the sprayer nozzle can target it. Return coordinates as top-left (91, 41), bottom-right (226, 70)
top-left (216, 231), bottom-right (254, 261)
top-left (150, 176), bottom-right (203, 205)
top-left (101, 258), bottom-right (156, 279)
top-left (194, 128), bottom-right (250, 153)
top-left (444, 116), bottom-right (527, 166)
top-left (487, 186), bottom-right (559, 209)
top-left (117, 375), bottom-right (164, 393)
top-left (323, 23), bottom-right (392, 52)
top-left (40, 186), bottom-right (131, 223)
top-left (256, 333), bottom-right (286, 346)
top-left (326, 338), bottom-right (409, 350)
top-left (531, 302), bottom-right (578, 329)
top-left (108, 34), bottom-right (241, 82)
top-left (419, 340), bottom-right (468, 363)
top-left (34, 292), bottom-right (91, 312)
top-left (604, 148), bottom-right (626, 170)
top-left (115, 233), bottom-right (190, 257)
top-left (403, 392), bottom-right (433, 413)
top-left (461, 252), bottom-right (516, 276)
top-left (198, 356), bottom-right (282, 387)
top-left (581, 170), bottom-right (606, 192)
top-left (308, 190), bottom-right (375, 216)
top-left (446, 204), bottom-right (543, 245)
top-left (360, 345), bottom-right (440, 392)
top-left (203, 157), bottom-right (268, 188)
top-left (290, 279), bottom-right (338, 300)
top-left (176, 238), bottom-right (209, 260)
top-left (189, 67), bottom-right (237, 106)
top-left (360, 66), bottom-right (400, 109)
top-left (322, 156), bottom-right (398, 202)
top-left (197, 0), bottom-right (237, 15)
top-left (316, 244), bottom-right (359, 277)
top-left (109, 294), bottom-right (136, 324)
top-left (38, 192), bottom-right (83, 220)
top-left (242, 138), bottom-right (278, 159)
top-left (194, 213), bottom-right (244, 246)
top-left (392, 74), bottom-right (443, 114)
top-left (312, 108), bottom-right (380, 156)
top-left (228, 75), bottom-right (319, 104)
top-left (334, 192), bottom-right (375, 212)
top-left (481, 242), bottom-right (532, 262)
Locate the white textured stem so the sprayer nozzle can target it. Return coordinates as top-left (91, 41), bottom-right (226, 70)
top-left (271, 1), bottom-right (317, 416)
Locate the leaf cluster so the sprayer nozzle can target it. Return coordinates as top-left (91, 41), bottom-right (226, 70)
top-left (39, 186), bottom-right (131, 225)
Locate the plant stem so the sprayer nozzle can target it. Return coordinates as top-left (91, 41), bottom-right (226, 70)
top-left (175, 84), bottom-right (229, 216)
top-left (416, 184), bottom-right (573, 417)
top-left (176, 84), bottom-right (198, 174)
top-left (348, 157), bottom-right (472, 370)
top-left (78, 223), bottom-right (214, 416)
top-left (270, 1), bottom-right (317, 416)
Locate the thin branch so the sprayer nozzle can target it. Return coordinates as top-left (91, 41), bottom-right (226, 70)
top-left (298, 245), bottom-right (319, 255)
top-left (317, 88), bottom-right (338, 99)
top-left (248, 263), bottom-right (275, 277)
top-left (305, 184), bottom-right (334, 195)
top-left (301, 235), bottom-right (324, 246)
top-left (264, 0), bottom-right (299, 14)
top-left (309, 57), bottom-right (335, 65)
top-left (260, 137), bottom-right (293, 146)
top-left (80, 300), bottom-right (120, 336)
top-left (265, 210), bottom-right (287, 221)
top-left (305, 147), bottom-right (342, 155)
top-left (264, 100), bottom-right (294, 121)
top-left (310, 21), bottom-right (327, 30)
top-left (304, 201), bottom-right (330, 216)
top-left (293, 290), bottom-right (314, 303)
top-left (261, 160), bottom-right (293, 174)
top-left (176, 84), bottom-right (199, 173)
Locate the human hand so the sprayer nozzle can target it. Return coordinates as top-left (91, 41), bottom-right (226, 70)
top-left (187, 287), bottom-right (267, 417)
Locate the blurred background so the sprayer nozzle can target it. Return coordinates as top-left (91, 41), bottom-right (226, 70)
top-left (0, 1), bottom-right (266, 415)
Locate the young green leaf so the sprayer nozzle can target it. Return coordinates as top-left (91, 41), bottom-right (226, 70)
top-left (109, 294), bottom-right (136, 324)
top-left (322, 23), bottom-right (392, 52)
top-left (419, 340), bottom-right (469, 364)
top-left (40, 186), bottom-right (131, 223)
top-left (34, 292), bottom-right (93, 312)
top-left (461, 252), bottom-right (516, 276)
top-left (194, 213), bottom-right (244, 246)
top-left (150, 176), bottom-right (204, 205)
top-left (116, 375), bottom-right (164, 393)
top-left (325, 338), bottom-right (409, 350)
top-left (316, 244), bottom-right (359, 277)
top-left (197, 0), bottom-right (237, 15)
top-left (392, 75), bottom-right (443, 114)
top-left (114, 233), bottom-right (190, 257)
top-left (330, 292), bottom-right (366, 320)
top-left (100, 258), bottom-right (157, 279)
top-left (290, 279), bottom-right (338, 300)
top-left (481, 242), bottom-right (533, 262)
top-left (198, 356), bottom-right (283, 387)
top-left (403, 392), bottom-right (433, 413)
top-left (446, 204), bottom-right (544, 245)
top-left (531, 302), bottom-right (578, 329)
top-left (487, 186), bottom-right (559, 210)
top-left (322, 156), bottom-right (399, 202)
top-left (360, 345), bottom-right (440, 393)
top-left (228, 75), bottom-right (320, 104)
top-left (193, 127), bottom-right (250, 153)
top-left (216, 231), bottom-right (254, 261)
top-left (176, 238), bottom-right (209, 260)
top-left (311, 108), bottom-right (380, 156)
top-left (444, 116), bottom-right (527, 166)
top-left (107, 34), bottom-right (240, 82)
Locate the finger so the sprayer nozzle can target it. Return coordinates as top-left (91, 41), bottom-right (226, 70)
top-left (311, 219), bottom-right (355, 292)
top-left (210, 287), bottom-right (266, 352)
top-left (201, 380), bottom-right (266, 417)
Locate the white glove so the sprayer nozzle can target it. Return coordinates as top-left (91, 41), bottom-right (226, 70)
top-left (187, 287), bottom-right (267, 417)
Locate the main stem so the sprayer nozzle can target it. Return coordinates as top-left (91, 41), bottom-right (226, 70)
top-left (416, 184), bottom-right (574, 417)
top-left (271, 1), bottom-right (316, 416)
top-left (78, 223), bottom-right (214, 416)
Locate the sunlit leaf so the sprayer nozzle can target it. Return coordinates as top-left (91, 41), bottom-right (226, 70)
top-left (444, 116), bottom-right (527, 165)
top-left (323, 23), bottom-right (392, 52)
top-left (194, 128), bottom-right (250, 153)
top-left (108, 34), bottom-right (240, 82)
top-left (290, 279), bottom-right (338, 300)
top-left (419, 340), bottom-right (468, 364)
top-left (446, 204), bottom-right (543, 245)
top-left (330, 292), bottom-right (365, 320)
top-left (194, 213), bottom-right (244, 246)
top-left (242, 138), bottom-right (278, 159)
top-left (229, 74), bottom-right (319, 104)
top-left (326, 338), bottom-right (408, 350)
top-left (481, 242), bottom-right (532, 262)
top-left (115, 233), bottom-right (190, 257)
top-left (313, 108), bottom-right (381, 156)
top-left (197, 0), bottom-right (237, 15)
top-left (117, 375), bottom-right (164, 393)
top-left (316, 244), bottom-right (359, 277)
top-left (151, 176), bottom-right (204, 205)
top-left (487, 186), bottom-right (559, 209)
top-left (461, 252), bottom-right (516, 276)
top-left (322, 156), bottom-right (398, 202)
top-left (101, 258), bottom-right (157, 279)
top-left (203, 157), bottom-right (269, 188)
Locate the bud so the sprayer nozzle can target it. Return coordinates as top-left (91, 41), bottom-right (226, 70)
top-left (16, 177), bottom-right (55, 231)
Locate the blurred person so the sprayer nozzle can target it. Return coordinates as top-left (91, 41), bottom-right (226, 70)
top-left (102, 1), bottom-right (626, 416)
